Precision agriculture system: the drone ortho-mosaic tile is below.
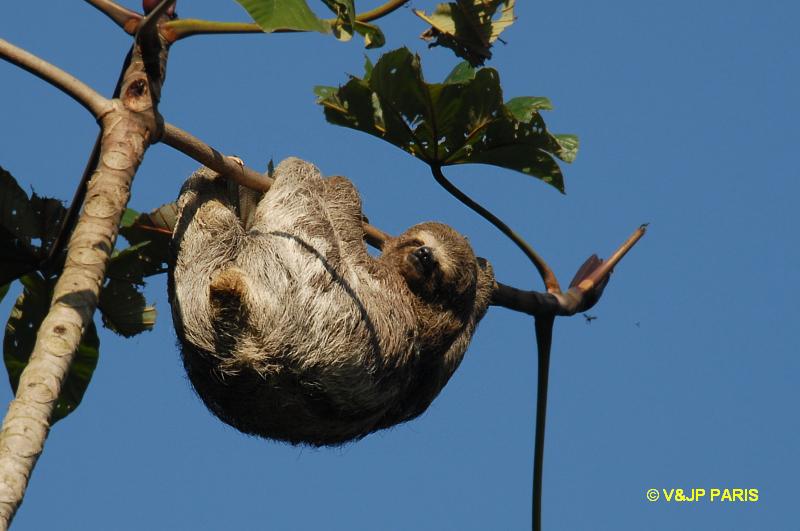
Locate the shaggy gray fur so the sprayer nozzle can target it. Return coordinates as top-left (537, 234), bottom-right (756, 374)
top-left (169, 157), bottom-right (495, 446)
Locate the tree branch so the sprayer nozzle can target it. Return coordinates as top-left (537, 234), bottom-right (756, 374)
top-left (0, 38), bottom-right (111, 119)
top-left (491, 224), bottom-right (648, 316)
top-left (0, 32), bottom-right (170, 528)
top-left (84, 0), bottom-right (142, 34)
top-left (161, 123), bottom-right (391, 248)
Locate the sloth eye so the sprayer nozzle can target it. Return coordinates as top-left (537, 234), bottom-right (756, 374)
top-left (412, 246), bottom-right (436, 275)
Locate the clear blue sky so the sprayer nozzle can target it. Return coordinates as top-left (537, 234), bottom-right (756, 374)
top-left (1, 1), bottom-right (798, 530)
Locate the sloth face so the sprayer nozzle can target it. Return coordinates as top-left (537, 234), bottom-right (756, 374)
top-left (382, 222), bottom-right (479, 308)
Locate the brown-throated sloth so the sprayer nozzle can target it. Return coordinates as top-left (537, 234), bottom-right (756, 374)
top-left (169, 157), bottom-right (495, 446)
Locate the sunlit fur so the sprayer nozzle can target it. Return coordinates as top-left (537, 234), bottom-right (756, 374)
top-left (169, 157), bottom-right (495, 446)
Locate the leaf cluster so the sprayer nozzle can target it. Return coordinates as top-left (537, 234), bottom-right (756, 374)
top-left (0, 168), bottom-right (170, 422)
top-left (316, 48), bottom-right (576, 192)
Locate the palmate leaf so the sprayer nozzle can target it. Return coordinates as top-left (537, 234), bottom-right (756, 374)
top-left (91, 205), bottom-right (179, 338)
top-left (415, 0), bottom-right (516, 66)
top-left (3, 274), bottom-right (99, 424)
top-left (0, 166), bottom-right (67, 285)
top-left (98, 278), bottom-right (156, 338)
top-left (315, 48), bottom-right (577, 192)
top-left (118, 204), bottom-right (177, 274)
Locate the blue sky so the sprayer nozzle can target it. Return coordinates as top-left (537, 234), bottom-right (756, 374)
top-left (1, 1), bottom-right (798, 530)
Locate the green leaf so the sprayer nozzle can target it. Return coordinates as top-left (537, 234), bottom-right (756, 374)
top-left (0, 167), bottom-right (41, 249)
top-left (235, 0), bottom-right (328, 33)
top-left (3, 274), bottom-right (99, 424)
top-left (322, 0), bottom-right (355, 41)
top-left (120, 208), bottom-right (140, 229)
top-left (415, 0), bottom-right (516, 66)
top-left (313, 85), bottom-right (339, 101)
top-left (505, 96), bottom-right (554, 119)
top-left (317, 48), bottom-right (576, 192)
top-left (118, 202), bottom-right (176, 275)
top-left (0, 166), bottom-right (67, 285)
top-left (550, 134), bottom-right (579, 164)
top-left (99, 204), bottom-right (172, 337)
top-left (443, 61), bottom-right (476, 84)
top-left (98, 279), bottom-right (156, 337)
top-left (354, 20), bottom-right (385, 49)
top-left (107, 241), bottom-right (167, 282)
top-left (363, 55), bottom-right (374, 79)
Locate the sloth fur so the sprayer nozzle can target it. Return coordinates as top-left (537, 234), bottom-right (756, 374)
top-left (169, 157), bottom-right (495, 446)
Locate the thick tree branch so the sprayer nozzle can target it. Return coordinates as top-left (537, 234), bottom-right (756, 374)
top-left (0, 33), bottom-right (170, 528)
top-left (0, 38), bottom-right (111, 119)
top-left (84, 0), bottom-right (142, 34)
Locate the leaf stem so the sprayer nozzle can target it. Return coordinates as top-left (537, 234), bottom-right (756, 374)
top-left (430, 165), bottom-right (561, 292)
top-left (532, 316), bottom-right (554, 531)
top-left (356, 0), bottom-right (410, 23)
top-left (162, 19), bottom-right (269, 41)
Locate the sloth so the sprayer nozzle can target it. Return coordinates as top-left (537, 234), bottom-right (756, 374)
top-left (168, 157), bottom-right (495, 446)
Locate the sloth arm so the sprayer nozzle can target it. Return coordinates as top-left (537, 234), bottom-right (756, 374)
top-left (321, 176), bottom-right (371, 266)
top-left (172, 168), bottom-right (245, 350)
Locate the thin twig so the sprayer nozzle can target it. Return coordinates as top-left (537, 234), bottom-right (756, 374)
top-left (84, 0), bottom-right (141, 34)
top-left (0, 38), bottom-right (111, 118)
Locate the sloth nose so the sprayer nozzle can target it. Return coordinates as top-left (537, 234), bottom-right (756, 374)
top-left (413, 246), bottom-right (435, 274)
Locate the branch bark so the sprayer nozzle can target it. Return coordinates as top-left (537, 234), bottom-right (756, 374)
top-left (0, 34), bottom-right (169, 529)
top-left (84, 0), bottom-right (142, 34)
